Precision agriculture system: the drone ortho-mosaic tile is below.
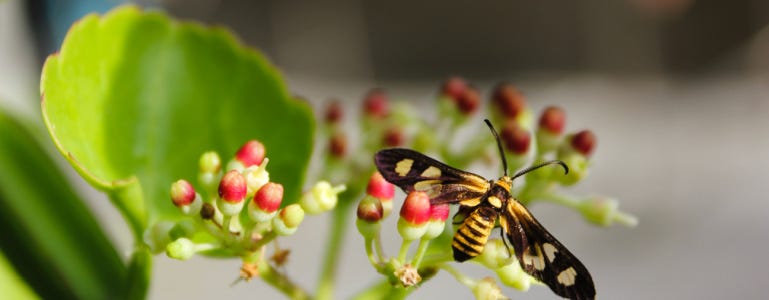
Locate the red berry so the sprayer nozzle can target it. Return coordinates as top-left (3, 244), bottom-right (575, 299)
top-left (325, 100), bottom-right (343, 124)
top-left (357, 196), bottom-right (384, 223)
top-left (367, 172), bottom-right (395, 200)
top-left (492, 83), bottom-right (526, 119)
top-left (500, 121), bottom-right (531, 154)
top-left (171, 179), bottom-right (196, 207)
top-left (253, 182), bottom-right (283, 213)
top-left (539, 106), bottom-right (566, 134)
top-left (363, 89), bottom-right (389, 119)
top-left (571, 130), bottom-right (597, 157)
top-left (400, 191), bottom-right (431, 225)
top-left (235, 140), bottom-right (266, 167)
top-left (441, 76), bottom-right (467, 101)
top-left (219, 170), bottom-right (247, 203)
top-left (457, 87), bottom-right (480, 115)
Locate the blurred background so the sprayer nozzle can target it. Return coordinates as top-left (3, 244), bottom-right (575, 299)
top-left (2, 0), bottom-right (769, 299)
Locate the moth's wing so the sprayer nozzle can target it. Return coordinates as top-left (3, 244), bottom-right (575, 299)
top-left (501, 199), bottom-right (596, 300)
top-left (374, 148), bottom-right (489, 205)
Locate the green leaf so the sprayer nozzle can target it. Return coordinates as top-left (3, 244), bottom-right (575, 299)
top-left (0, 251), bottom-right (39, 300)
top-left (40, 6), bottom-right (315, 238)
top-left (0, 109), bottom-right (126, 299)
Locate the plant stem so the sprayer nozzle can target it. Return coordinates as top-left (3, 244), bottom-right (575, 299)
top-left (316, 200), bottom-right (353, 300)
top-left (258, 259), bottom-right (311, 300)
top-left (410, 239), bottom-right (430, 268)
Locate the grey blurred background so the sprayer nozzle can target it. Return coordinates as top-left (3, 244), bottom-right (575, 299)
top-left (2, 0), bottom-right (769, 299)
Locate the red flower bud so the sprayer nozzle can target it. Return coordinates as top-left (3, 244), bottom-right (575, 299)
top-left (571, 130), bottom-right (597, 157)
top-left (218, 170), bottom-right (247, 203)
top-left (253, 182), bottom-right (283, 213)
top-left (539, 106), bottom-right (566, 135)
top-left (235, 140), bottom-right (266, 167)
top-left (357, 196), bottom-right (384, 223)
top-left (400, 191), bottom-right (431, 225)
top-left (429, 204), bottom-right (450, 221)
top-left (492, 83), bottom-right (526, 119)
top-left (367, 172), bottom-right (395, 200)
top-left (171, 179), bottom-right (196, 207)
top-left (500, 121), bottom-right (531, 154)
top-left (457, 87), bottom-right (480, 115)
top-left (363, 88), bottom-right (389, 119)
top-left (441, 76), bottom-right (467, 101)
top-left (325, 100), bottom-right (343, 124)
top-left (329, 132), bottom-right (347, 158)
top-left (383, 127), bottom-right (404, 147)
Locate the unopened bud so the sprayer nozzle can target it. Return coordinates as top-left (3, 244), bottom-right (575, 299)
top-left (235, 140), bottom-right (266, 168)
top-left (248, 182), bottom-right (283, 223)
top-left (218, 170), bottom-right (247, 216)
top-left (363, 88), bottom-right (389, 119)
top-left (492, 83), bottom-right (526, 119)
top-left (457, 86), bottom-right (480, 115)
top-left (299, 181), bottom-right (346, 215)
top-left (329, 132), bottom-right (347, 158)
top-left (325, 100), bottom-right (343, 124)
top-left (570, 130), bottom-right (597, 157)
top-left (441, 76), bottom-right (468, 101)
top-left (383, 126), bottom-right (404, 147)
top-left (422, 204), bottom-right (449, 240)
top-left (397, 191), bottom-right (431, 240)
top-left (500, 121), bottom-right (531, 155)
top-left (273, 204), bottom-right (305, 236)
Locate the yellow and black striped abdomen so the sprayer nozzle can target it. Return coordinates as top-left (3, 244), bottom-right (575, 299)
top-left (452, 206), bottom-right (498, 262)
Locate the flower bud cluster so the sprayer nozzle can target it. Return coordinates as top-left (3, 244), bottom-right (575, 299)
top-left (153, 139), bottom-right (343, 274)
top-left (325, 76), bottom-right (635, 297)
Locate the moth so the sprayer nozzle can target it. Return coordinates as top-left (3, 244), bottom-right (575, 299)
top-left (374, 119), bottom-right (595, 300)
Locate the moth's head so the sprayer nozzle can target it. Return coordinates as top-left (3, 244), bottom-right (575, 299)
top-left (497, 176), bottom-right (514, 191)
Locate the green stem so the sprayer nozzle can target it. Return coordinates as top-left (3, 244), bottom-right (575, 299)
top-left (316, 201), bottom-right (353, 300)
top-left (397, 239), bottom-right (412, 263)
top-left (365, 237), bottom-right (379, 268)
top-left (410, 239), bottom-right (430, 268)
top-left (538, 192), bottom-right (581, 209)
top-left (440, 264), bottom-right (476, 288)
top-left (258, 259), bottom-right (311, 300)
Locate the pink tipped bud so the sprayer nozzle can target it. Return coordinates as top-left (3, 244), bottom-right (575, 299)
top-left (218, 170), bottom-right (247, 203)
top-left (363, 89), bottom-right (389, 119)
top-left (329, 132), bottom-right (347, 158)
top-left (493, 83), bottom-right (526, 119)
top-left (235, 140), bottom-right (266, 167)
top-left (457, 86), bottom-right (480, 115)
top-left (357, 196), bottom-right (384, 223)
top-left (571, 130), bottom-right (597, 157)
top-left (441, 76), bottom-right (467, 101)
top-left (500, 121), bottom-right (531, 154)
top-left (171, 180), bottom-right (196, 207)
top-left (383, 127), bottom-right (404, 147)
top-left (325, 100), bottom-right (343, 124)
top-left (429, 204), bottom-right (450, 221)
top-left (539, 106), bottom-right (566, 135)
top-left (400, 191), bottom-right (431, 225)
top-left (253, 182), bottom-right (283, 213)
top-left (367, 172), bottom-right (395, 200)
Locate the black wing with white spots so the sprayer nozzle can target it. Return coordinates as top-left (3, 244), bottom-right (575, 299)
top-left (374, 148), bottom-right (490, 205)
top-left (502, 199), bottom-right (596, 300)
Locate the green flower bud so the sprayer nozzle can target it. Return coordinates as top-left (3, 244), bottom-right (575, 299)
top-left (474, 239), bottom-right (513, 269)
top-left (166, 238), bottom-right (196, 260)
top-left (273, 204), bottom-right (305, 236)
top-left (495, 263), bottom-right (533, 291)
top-left (580, 196), bottom-right (638, 227)
top-left (472, 277), bottom-right (506, 300)
top-left (299, 181), bottom-right (346, 215)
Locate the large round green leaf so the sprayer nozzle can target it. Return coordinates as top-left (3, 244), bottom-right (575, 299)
top-left (41, 6), bottom-right (314, 237)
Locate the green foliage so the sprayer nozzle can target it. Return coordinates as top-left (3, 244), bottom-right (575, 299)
top-left (40, 6), bottom-right (314, 240)
top-left (0, 109), bottom-right (126, 299)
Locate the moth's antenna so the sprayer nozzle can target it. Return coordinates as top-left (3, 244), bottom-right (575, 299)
top-left (484, 119), bottom-right (508, 176)
top-left (511, 160), bottom-right (569, 181)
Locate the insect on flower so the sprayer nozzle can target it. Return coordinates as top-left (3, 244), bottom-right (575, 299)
top-left (374, 119), bottom-right (595, 300)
